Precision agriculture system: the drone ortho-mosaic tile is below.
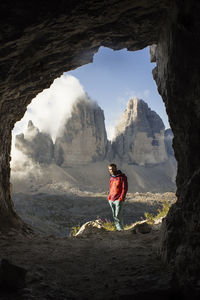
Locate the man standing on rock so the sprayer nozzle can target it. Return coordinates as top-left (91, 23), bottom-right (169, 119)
top-left (108, 163), bottom-right (128, 231)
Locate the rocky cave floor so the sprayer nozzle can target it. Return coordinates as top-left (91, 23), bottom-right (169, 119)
top-left (0, 225), bottom-right (184, 300)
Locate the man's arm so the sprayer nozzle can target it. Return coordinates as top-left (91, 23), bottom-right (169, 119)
top-left (108, 179), bottom-right (111, 200)
top-left (118, 175), bottom-right (128, 201)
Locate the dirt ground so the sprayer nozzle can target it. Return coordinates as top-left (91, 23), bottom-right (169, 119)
top-left (12, 192), bottom-right (177, 237)
top-left (0, 225), bottom-right (179, 300)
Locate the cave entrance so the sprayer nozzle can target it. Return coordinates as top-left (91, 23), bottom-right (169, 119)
top-left (10, 46), bottom-right (176, 237)
top-left (2, 1), bottom-right (200, 291)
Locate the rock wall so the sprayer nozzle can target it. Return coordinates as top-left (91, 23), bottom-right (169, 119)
top-left (0, 123), bottom-right (23, 231)
top-left (153, 0), bottom-right (200, 291)
top-left (112, 97), bottom-right (168, 165)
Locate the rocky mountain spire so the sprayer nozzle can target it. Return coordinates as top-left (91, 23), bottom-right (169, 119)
top-left (54, 96), bottom-right (108, 166)
top-left (112, 97), bottom-right (168, 165)
top-left (15, 121), bottom-right (54, 164)
top-left (14, 97), bottom-right (174, 169)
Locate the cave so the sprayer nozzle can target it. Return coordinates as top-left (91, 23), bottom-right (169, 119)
top-left (1, 0), bottom-right (200, 294)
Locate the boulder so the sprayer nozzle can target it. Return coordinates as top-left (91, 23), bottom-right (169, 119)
top-left (0, 259), bottom-right (27, 290)
top-left (131, 221), bottom-right (152, 234)
top-left (75, 220), bottom-right (107, 237)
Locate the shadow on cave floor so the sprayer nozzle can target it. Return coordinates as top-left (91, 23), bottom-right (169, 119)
top-left (0, 226), bottom-right (187, 300)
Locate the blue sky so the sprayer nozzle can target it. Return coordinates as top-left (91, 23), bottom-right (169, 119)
top-left (67, 46), bottom-right (169, 138)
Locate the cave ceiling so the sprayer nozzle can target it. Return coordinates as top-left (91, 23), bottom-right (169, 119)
top-left (0, 0), bottom-right (170, 124)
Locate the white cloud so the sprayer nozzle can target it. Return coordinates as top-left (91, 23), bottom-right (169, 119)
top-left (116, 96), bottom-right (127, 105)
top-left (143, 89), bottom-right (150, 98)
top-left (105, 110), bottom-right (123, 141)
top-left (106, 125), bottom-right (115, 141)
top-left (13, 74), bottom-right (86, 142)
top-left (125, 88), bottom-right (151, 100)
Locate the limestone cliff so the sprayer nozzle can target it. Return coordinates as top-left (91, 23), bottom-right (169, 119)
top-left (14, 98), bottom-right (175, 169)
top-left (54, 96), bottom-right (108, 165)
top-left (112, 97), bottom-right (168, 165)
top-left (13, 98), bottom-right (176, 193)
top-left (15, 121), bottom-right (54, 164)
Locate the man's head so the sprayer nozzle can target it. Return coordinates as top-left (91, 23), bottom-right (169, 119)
top-left (108, 163), bottom-right (117, 175)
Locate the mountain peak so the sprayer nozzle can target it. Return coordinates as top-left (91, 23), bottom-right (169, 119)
top-left (15, 120), bottom-right (54, 164)
top-left (112, 98), bottom-right (167, 165)
top-left (25, 120), bottom-right (39, 141)
top-left (54, 96), bottom-right (108, 166)
top-left (126, 97), bottom-right (139, 119)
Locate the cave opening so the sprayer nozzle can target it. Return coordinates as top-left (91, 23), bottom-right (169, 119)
top-left (10, 46), bottom-right (177, 237)
top-left (1, 0), bottom-right (200, 294)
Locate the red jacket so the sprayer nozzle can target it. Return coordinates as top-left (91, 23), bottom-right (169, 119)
top-left (108, 171), bottom-right (128, 202)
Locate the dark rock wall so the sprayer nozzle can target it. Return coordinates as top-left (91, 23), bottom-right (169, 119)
top-left (153, 0), bottom-right (200, 289)
top-left (0, 122), bottom-right (23, 230)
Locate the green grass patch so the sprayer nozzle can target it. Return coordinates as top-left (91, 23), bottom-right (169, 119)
top-left (144, 212), bottom-right (155, 224)
top-left (70, 224), bottom-right (81, 236)
top-left (102, 220), bottom-right (137, 231)
top-left (102, 221), bottom-right (116, 231)
top-left (144, 200), bottom-right (171, 224)
top-left (154, 200), bottom-right (171, 219)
